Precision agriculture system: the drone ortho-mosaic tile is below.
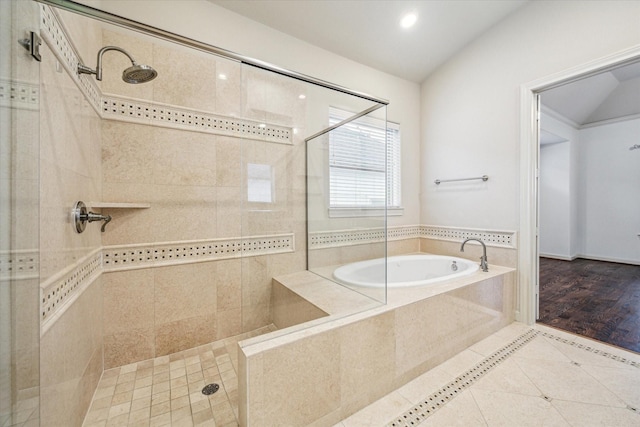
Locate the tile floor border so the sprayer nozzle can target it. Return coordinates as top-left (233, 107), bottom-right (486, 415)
top-left (537, 330), bottom-right (639, 368)
top-left (385, 327), bottom-right (638, 427)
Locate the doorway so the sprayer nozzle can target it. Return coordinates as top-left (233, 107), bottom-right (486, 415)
top-left (536, 61), bottom-right (640, 352)
top-left (518, 49), bottom-right (640, 351)
top-left (517, 46), bottom-right (640, 346)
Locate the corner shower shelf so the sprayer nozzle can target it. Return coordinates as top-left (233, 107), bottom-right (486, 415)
top-left (87, 202), bottom-right (150, 209)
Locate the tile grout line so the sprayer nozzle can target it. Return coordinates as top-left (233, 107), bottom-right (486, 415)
top-left (385, 327), bottom-right (639, 427)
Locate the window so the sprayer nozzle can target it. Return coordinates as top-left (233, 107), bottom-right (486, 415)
top-left (328, 107), bottom-right (401, 215)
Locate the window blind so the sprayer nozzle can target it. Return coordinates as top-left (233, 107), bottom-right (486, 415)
top-left (329, 107), bottom-right (401, 208)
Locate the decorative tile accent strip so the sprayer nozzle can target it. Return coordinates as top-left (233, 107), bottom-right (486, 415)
top-left (537, 330), bottom-right (639, 368)
top-left (0, 250), bottom-right (39, 281)
top-left (101, 95), bottom-right (292, 144)
top-left (0, 79), bottom-right (40, 109)
top-left (309, 227), bottom-right (386, 249)
top-left (386, 328), bottom-right (638, 427)
top-left (309, 225), bottom-right (516, 249)
top-left (39, 5), bottom-right (292, 144)
top-left (40, 249), bottom-right (102, 327)
top-left (39, 4), bottom-right (102, 114)
top-left (386, 329), bottom-right (539, 427)
top-left (420, 225), bottom-right (516, 248)
top-left (102, 234), bottom-right (295, 272)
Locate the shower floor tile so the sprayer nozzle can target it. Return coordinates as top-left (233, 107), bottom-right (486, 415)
top-left (83, 325), bottom-right (275, 427)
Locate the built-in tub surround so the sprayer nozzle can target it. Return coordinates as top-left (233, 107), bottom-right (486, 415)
top-left (240, 264), bottom-right (515, 426)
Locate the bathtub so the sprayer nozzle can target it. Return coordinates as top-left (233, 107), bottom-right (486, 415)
top-left (333, 254), bottom-right (479, 288)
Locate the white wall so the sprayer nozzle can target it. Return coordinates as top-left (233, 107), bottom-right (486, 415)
top-left (76, 0), bottom-right (421, 227)
top-left (579, 118), bottom-right (640, 264)
top-left (539, 112), bottom-right (580, 259)
top-left (420, 0), bottom-right (640, 230)
top-left (539, 114), bottom-right (640, 265)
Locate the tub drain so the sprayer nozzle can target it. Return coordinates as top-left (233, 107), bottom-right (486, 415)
top-left (202, 383), bottom-right (220, 395)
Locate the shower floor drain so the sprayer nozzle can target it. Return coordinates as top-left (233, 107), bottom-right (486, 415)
top-left (202, 383), bottom-right (220, 395)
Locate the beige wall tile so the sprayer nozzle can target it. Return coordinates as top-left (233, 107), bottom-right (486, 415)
top-left (215, 59), bottom-right (242, 117)
top-left (152, 44), bottom-right (217, 112)
top-left (216, 308), bottom-right (242, 340)
top-left (103, 269), bottom-right (154, 335)
top-left (102, 121), bottom-right (155, 185)
top-left (153, 262), bottom-right (217, 324)
top-left (155, 313), bottom-right (217, 356)
top-left (339, 312), bottom-right (396, 416)
top-left (260, 331), bottom-right (341, 426)
top-left (151, 127), bottom-right (217, 187)
top-left (215, 137), bottom-right (242, 188)
top-left (104, 327), bottom-right (156, 369)
top-left (270, 281), bottom-right (327, 329)
top-left (216, 259), bottom-right (241, 311)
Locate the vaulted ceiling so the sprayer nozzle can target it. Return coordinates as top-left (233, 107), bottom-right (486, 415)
top-left (210, 0), bottom-right (529, 82)
top-left (541, 61), bottom-right (640, 127)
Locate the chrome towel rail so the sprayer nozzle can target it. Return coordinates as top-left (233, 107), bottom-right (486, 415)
top-left (435, 175), bottom-right (489, 185)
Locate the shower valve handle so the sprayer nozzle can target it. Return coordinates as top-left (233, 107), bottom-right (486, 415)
top-left (73, 201), bottom-right (112, 233)
top-left (83, 212), bottom-right (112, 232)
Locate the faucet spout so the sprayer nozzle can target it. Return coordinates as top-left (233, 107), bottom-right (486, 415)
top-left (460, 238), bottom-right (488, 272)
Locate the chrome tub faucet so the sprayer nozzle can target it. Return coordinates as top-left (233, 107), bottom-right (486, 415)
top-left (460, 238), bottom-right (488, 272)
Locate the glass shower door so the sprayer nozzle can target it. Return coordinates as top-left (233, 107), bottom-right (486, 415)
top-left (1, 0), bottom-right (41, 425)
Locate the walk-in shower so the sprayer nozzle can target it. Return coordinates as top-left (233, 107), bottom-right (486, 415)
top-left (0, 1), bottom-right (390, 425)
top-left (77, 45), bottom-right (157, 83)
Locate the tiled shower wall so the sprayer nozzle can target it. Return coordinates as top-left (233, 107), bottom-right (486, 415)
top-left (37, 5), bottom-right (307, 423)
top-left (97, 27), bottom-right (307, 368)
top-left (39, 7), bottom-right (104, 426)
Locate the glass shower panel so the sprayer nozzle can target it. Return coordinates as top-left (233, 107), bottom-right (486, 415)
top-left (306, 104), bottom-right (388, 304)
top-left (239, 64), bottom-right (308, 333)
top-left (0, 0), bottom-right (41, 425)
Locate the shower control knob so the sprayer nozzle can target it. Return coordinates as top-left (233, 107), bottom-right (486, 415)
top-left (73, 201), bottom-right (112, 233)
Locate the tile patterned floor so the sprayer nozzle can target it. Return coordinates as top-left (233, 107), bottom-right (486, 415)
top-left (85, 322), bottom-right (640, 427)
top-left (337, 323), bottom-right (640, 427)
top-left (82, 326), bottom-right (274, 427)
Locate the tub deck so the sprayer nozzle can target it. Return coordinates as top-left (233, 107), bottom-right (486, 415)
top-left (238, 259), bottom-right (516, 426)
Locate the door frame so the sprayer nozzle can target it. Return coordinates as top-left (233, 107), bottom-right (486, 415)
top-left (517, 46), bottom-right (640, 325)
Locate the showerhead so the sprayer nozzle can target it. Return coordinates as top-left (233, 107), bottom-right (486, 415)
top-left (123, 64), bottom-right (158, 84)
top-left (78, 46), bottom-right (158, 84)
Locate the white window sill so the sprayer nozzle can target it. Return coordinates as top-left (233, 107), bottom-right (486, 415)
top-left (328, 207), bottom-right (404, 218)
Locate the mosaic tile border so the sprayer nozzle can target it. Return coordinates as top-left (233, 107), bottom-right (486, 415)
top-left (102, 234), bottom-right (295, 272)
top-left (0, 79), bottom-right (40, 110)
top-left (537, 330), bottom-right (639, 368)
top-left (386, 328), bottom-right (638, 427)
top-left (39, 233), bottom-right (295, 333)
top-left (309, 225), bottom-right (516, 250)
top-left (40, 5), bottom-right (292, 145)
top-left (0, 249), bottom-right (39, 281)
top-left (40, 248), bottom-right (102, 329)
top-left (421, 225), bottom-right (516, 248)
top-left (101, 95), bottom-right (292, 144)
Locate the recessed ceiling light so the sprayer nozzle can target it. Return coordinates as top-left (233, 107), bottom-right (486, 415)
top-left (299, 94), bottom-right (306, 100)
top-left (218, 73), bottom-right (227, 80)
top-left (400, 13), bottom-right (418, 29)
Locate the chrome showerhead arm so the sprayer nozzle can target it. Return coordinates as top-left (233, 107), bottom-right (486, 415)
top-left (77, 45), bottom-right (139, 81)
